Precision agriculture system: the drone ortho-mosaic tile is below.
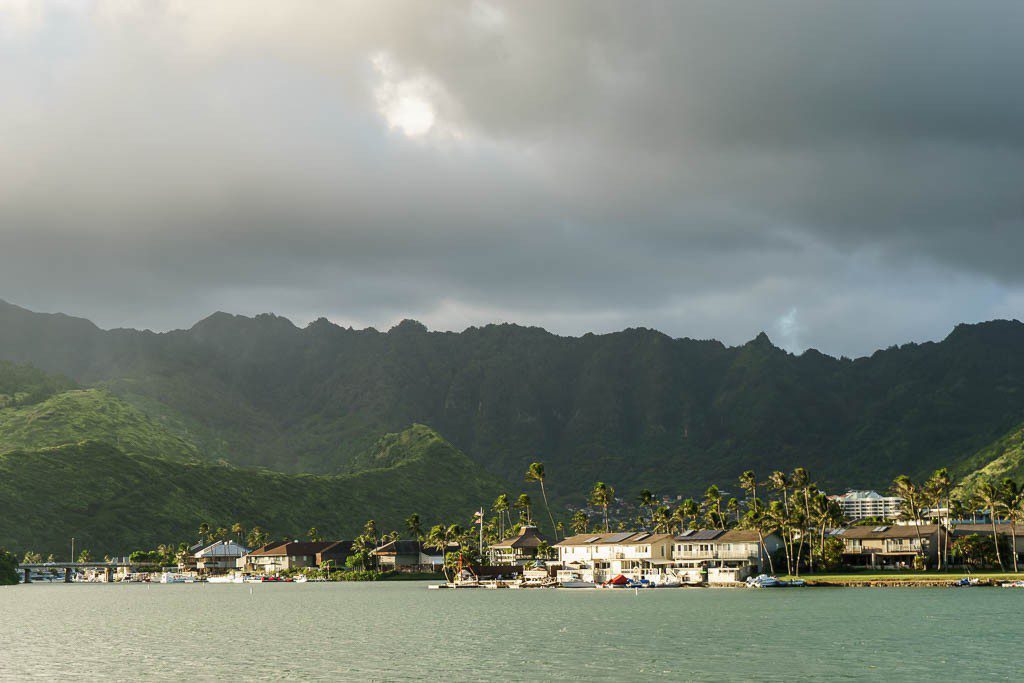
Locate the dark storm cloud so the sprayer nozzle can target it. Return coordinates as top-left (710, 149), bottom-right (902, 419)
top-left (0, 1), bottom-right (1021, 356)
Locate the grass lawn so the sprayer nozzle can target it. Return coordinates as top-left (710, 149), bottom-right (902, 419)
top-left (780, 570), bottom-right (1023, 583)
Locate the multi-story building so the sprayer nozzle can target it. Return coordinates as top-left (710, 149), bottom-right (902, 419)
top-left (554, 529), bottom-right (781, 584)
top-left (671, 529), bottom-right (783, 583)
top-left (830, 490), bottom-right (903, 521)
top-left (193, 540), bottom-right (249, 574)
top-left (554, 531), bottom-right (675, 583)
top-left (240, 541), bottom-right (353, 574)
top-left (836, 524), bottom-right (945, 568)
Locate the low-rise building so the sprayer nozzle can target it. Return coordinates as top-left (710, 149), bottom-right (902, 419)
top-left (672, 529), bottom-right (783, 583)
top-left (373, 541), bottom-right (452, 570)
top-left (490, 525), bottom-right (551, 566)
top-left (837, 524), bottom-right (944, 568)
top-left (194, 540), bottom-right (249, 574)
top-left (554, 531), bottom-right (676, 583)
top-left (240, 541), bottom-right (353, 574)
top-left (950, 523), bottom-right (1024, 566)
top-left (830, 490), bottom-right (903, 521)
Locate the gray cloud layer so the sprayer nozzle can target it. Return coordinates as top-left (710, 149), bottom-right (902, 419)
top-left (1, 1), bottom-right (1022, 356)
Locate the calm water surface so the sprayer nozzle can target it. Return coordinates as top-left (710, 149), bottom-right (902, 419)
top-left (1, 582), bottom-right (1022, 681)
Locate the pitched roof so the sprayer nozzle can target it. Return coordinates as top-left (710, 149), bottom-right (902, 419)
top-left (373, 540), bottom-right (457, 556)
top-left (838, 525), bottom-right (941, 539)
top-left (952, 524), bottom-right (1024, 538)
top-left (247, 541), bottom-right (348, 557)
top-left (491, 525), bottom-right (551, 549)
top-left (194, 540), bottom-right (250, 558)
top-left (554, 532), bottom-right (674, 547)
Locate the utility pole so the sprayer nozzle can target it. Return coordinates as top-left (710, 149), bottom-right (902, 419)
top-left (71, 537), bottom-right (75, 564)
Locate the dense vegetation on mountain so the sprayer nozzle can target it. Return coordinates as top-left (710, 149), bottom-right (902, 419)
top-left (0, 425), bottom-right (505, 555)
top-left (0, 388), bottom-right (201, 462)
top-left (956, 422), bottom-right (1024, 496)
top-left (1, 299), bottom-right (1023, 502)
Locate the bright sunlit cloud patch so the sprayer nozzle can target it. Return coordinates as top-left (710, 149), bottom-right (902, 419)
top-left (371, 52), bottom-right (438, 138)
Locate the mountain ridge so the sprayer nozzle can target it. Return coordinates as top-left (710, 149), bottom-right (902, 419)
top-left (2, 299), bottom-right (1024, 500)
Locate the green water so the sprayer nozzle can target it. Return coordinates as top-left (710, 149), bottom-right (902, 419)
top-left (1, 582), bottom-right (1021, 680)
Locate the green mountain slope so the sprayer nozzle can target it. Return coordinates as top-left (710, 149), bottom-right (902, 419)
top-left (0, 425), bottom-right (505, 555)
top-left (957, 423), bottom-right (1024, 496)
top-left (2, 299), bottom-right (1024, 500)
top-left (0, 388), bottom-right (201, 462)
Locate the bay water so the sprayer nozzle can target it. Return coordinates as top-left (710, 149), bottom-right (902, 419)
top-left (1, 582), bottom-right (1020, 680)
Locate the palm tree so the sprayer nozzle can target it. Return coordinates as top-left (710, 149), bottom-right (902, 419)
top-left (765, 500), bottom-right (791, 575)
top-left (924, 468), bottom-right (953, 569)
top-left (702, 485), bottom-right (724, 529)
top-left (493, 494), bottom-right (511, 539)
top-left (307, 527), bottom-right (322, 542)
top-left (738, 470), bottom-right (759, 513)
top-left (726, 498), bottom-right (740, 527)
top-left (425, 524), bottom-right (447, 577)
top-left (742, 505), bottom-right (775, 575)
top-left (638, 489), bottom-right (656, 528)
top-left (405, 513), bottom-right (423, 542)
top-left (570, 509), bottom-right (589, 534)
top-left (651, 505), bottom-right (673, 533)
top-left (972, 480), bottom-right (1006, 571)
top-left (197, 522), bottom-right (210, 544)
top-left (231, 522), bottom-right (245, 543)
top-left (891, 475), bottom-right (927, 570)
top-left (526, 462), bottom-right (558, 538)
top-left (590, 482), bottom-right (615, 532)
top-left (514, 493), bottom-right (533, 525)
top-left (246, 526), bottom-right (268, 549)
top-left (1001, 479), bottom-right (1021, 573)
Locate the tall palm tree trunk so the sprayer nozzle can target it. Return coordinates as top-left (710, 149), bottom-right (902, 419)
top-left (540, 481), bottom-right (558, 540)
top-left (990, 512), bottom-right (1004, 571)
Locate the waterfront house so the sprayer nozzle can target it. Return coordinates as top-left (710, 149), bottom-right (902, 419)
top-left (241, 540), bottom-right (352, 574)
top-left (373, 540), bottom-right (454, 570)
top-left (950, 523), bottom-right (1024, 566)
top-left (490, 525), bottom-right (551, 566)
top-left (836, 525), bottom-right (945, 568)
top-left (554, 532), bottom-right (675, 583)
top-left (671, 529), bottom-right (783, 583)
top-left (194, 540), bottom-right (249, 574)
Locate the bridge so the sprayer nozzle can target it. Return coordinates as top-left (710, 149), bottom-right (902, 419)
top-left (18, 561), bottom-right (132, 583)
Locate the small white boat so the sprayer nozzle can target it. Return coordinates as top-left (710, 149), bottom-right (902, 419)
top-left (1000, 580), bottom-right (1024, 588)
top-left (206, 575), bottom-right (236, 584)
top-left (746, 574), bottom-right (806, 588)
top-left (159, 572), bottom-right (188, 584)
top-left (294, 575), bottom-right (308, 583)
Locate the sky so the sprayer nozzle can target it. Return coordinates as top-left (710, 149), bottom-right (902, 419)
top-left (1, 1), bottom-right (1022, 358)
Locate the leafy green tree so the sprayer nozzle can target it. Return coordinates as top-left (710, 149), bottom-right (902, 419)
top-left (590, 482), bottom-right (615, 532)
top-left (526, 462), bottom-right (558, 539)
top-left (231, 522), bottom-right (245, 542)
top-left (77, 549), bottom-right (92, 563)
top-left (22, 551), bottom-right (42, 564)
top-left (307, 527), bottom-right (322, 542)
top-left (951, 534), bottom-right (997, 569)
top-left (0, 548), bottom-right (18, 585)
